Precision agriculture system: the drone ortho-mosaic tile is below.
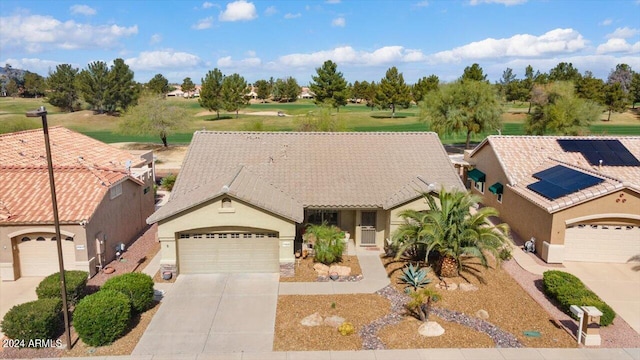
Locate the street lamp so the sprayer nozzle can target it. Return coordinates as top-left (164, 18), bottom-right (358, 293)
top-left (26, 106), bottom-right (72, 350)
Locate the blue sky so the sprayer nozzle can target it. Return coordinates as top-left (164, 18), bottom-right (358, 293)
top-left (1, 0), bottom-right (639, 85)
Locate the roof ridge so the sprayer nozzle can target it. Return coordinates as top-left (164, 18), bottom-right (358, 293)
top-left (194, 130), bottom-right (438, 135)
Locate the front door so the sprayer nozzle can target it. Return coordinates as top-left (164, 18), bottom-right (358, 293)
top-left (361, 211), bottom-right (376, 246)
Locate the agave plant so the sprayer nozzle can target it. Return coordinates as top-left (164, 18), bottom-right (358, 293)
top-left (399, 263), bottom-right (432, 291)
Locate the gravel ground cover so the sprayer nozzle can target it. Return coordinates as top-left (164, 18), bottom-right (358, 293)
top-left (274, 294), bottom-right (390, 351)
top-left (280, 255), bottom-right (362, 282)
top-left (381, 255), bottom-right (577, 348)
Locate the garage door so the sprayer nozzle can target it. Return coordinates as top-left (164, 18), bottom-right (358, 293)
top-left (18, 235), bottom-right (76, 277)
top-left (564, 224), bottom-right (640, 263)
top-left (178, 232), bottom-right (279, 273)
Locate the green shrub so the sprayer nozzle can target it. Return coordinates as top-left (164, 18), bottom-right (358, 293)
top-left (1, 298), bottom-right (62, 344)
top-left (102, 272), bottom-right (154, 313)
top-left (73, 290), bottom-right (131, 347)
top-left (306, 223), bottom-right (345, 265)
top-left (36, 270), bottom-right (88, 305)
top-left (160, 173), bottom-right (177, 191)
top-left (542, 270), bottom-right (616, 326)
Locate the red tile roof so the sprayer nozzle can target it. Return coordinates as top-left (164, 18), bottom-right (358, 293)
top-left (0, 127), bottom-right (148, 224)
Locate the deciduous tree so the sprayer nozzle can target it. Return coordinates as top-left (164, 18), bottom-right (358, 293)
top-left (309, 60), bottom-right (348, 111)
top-left (47, 64), bottom-right (80, 112)
top-left (221, 73), bottom-right (249, 118)
top-left (607, 63), bottom-right (633, 94)
top-left (376, 66), bottom-right (411, 117)
top-left (526, 82), bottom-right (600, 135)
top-left (5, 79), bottom-right (18, 97)
top-left (119, 95), bottom-right (188, 147)
top-left (420, 80), bottom-right (502, 149)
top-left (199, 68), bottom-right (224, 119)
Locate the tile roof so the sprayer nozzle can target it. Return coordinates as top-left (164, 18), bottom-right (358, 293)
top-left (470, 136), bottom-right (640, 212)
top-left (0, 127), bottom-right (149, 224)
top-left (0, 126), bottom-right (145, 169)
top-left (148, 166), bottom-right (304, 223)
top-left (149, 131), bottom-right (464, 223)
top-left (0, 166), bottom-right (129, 223)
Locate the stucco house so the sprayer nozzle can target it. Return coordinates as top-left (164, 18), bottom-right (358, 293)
top-left (464, 136), bottom-right (640, 264)
top-left (147, 131), bottom-right (465, 276)
top-left (0, 127), bottom-right (155, 280)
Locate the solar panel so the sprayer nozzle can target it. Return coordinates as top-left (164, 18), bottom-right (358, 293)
top-left (528, 165), bottom-right (605, 200)
top-left (557, 139), bottom-right (640, 166)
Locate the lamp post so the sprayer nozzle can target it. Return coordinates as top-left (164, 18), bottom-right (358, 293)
top-left (26, 106), bottom-right (72, 350)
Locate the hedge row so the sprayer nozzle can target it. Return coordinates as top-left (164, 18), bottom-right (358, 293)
top-left (543, 270), bottom-right (616, 326)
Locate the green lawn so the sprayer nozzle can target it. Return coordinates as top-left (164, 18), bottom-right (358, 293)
top-left (1, 97), bottom-right (638, 146)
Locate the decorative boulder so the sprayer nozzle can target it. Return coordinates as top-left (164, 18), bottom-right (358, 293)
top-left (329, 265), bottom-right (351, 277)
top-left (301, 312), bottom-right (323, 326)
top-left (313, 263), bottom-right (330, 276)
top-left (476, 309), bottom-right (490, 320)
top-left (459, 283), bottom-right (479, 292)
top-left (418, 321), bottom-right (445, 337)
top-left (324, 315), bottom-right (346, 328)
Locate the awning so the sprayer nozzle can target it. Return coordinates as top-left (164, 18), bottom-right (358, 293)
top-left (489, 182), bottom-right (504, 194)
top-left (467, 168), bottom-right (486, 182)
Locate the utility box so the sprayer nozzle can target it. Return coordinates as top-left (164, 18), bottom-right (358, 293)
top-left (580, 306), bottom-right (603, 346)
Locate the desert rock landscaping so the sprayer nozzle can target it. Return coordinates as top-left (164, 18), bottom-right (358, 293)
top-left (280, 255), bottom-right (362, 282)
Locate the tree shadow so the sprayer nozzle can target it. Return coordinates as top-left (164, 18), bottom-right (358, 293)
top-left (204, 115), bottom-right (233, 121)
top-left (370, 114), bottom-right (407, 119)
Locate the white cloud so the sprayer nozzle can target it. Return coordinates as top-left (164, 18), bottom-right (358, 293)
top-left (70, 4), bottom-right (96, 16)
top-left (150, 33), bottom-right (162, 44)
top-left (217, 55), bottom-right (261, 68)
top-left (429, 28), bottom-right (586, 63)
top-left (246, 50), bottom-right (256, 57)
top-left (2, 57), bottom-right (64, 75)
top-left (0, 14), bottom-right (137, 53)
top-left (332, 17), bottom-right (346, 27)
top-left (125, 51), bottom-right (202, 70)
top-left (264, 6), bottom-right (277, 16)
top-left (606, 27), bottom-right (639, 39)
top-left (599, 18), bottom-right (612, 26)
top-left (596, 38), bottom-right (639, 54)
top-left (469, 0), bottom-right (527, 5)
top-left (414, 1), bottom-right (429, 7)
top-left (278, 45), bottom-right (425, 67)
top-left (202, 2), bottom-right (214, 9)
top-left (219, 0), bottom-right (257, 22)
top-left (192, 17), bottom-right (214, 30)
top-left (284, 13), bottom-right (301, 19)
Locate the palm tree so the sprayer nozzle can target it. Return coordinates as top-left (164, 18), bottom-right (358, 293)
top-left (393, 188), bottom-right (510, 278)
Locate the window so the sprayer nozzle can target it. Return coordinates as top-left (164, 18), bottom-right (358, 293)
top-left (36, 237), bottom-right (46, 241)
top-left (222, 198), bottom-right (232, 208)
top-left (255, 233), bottom-right (265, 238)
top-left (218, 234), bottom-right (228, 239)
top-left (51, 237), bottom-right (57, 241)
top-left (474, 181), bottom-right (484, 193)
top-left (206, 234), bottom-right (215, 239)
top-left (230, 233), bottom-right (240, 238)
top-left (110, 183), bottom-right (123, 199)
top-left (267, 233), bottom-right (277, 238)
top-left (306, 209), bottom-right (339, 226)
top-left (21, 236), bottom-right (31, 242)
top-left (497, 193), bottom-right (503, 203)
top-left (65, 237), bottom-right (74, 241)
top-left (193, 234), bottom-right (203, 238)
top-left (243, 233), bottom-right (252, 238)
top-left (180, 234), bottom-right (189, 239)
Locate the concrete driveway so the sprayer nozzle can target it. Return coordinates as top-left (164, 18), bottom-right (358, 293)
top-left (563, 261), bottom-right (640, 334)
top-left (132, 273), bottom-right (279, 355)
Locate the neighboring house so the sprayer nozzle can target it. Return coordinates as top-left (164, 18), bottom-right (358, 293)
top-left (299, 87), bottom-right (315, 99)
top-left (464, 136), bottom-right (640, 264)
top-left (0, 127), bottom-right (155, 280)
top-left (147, 131), bottom-right (464, 276)
top-left (167, 87), bottom-right (184, 97)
